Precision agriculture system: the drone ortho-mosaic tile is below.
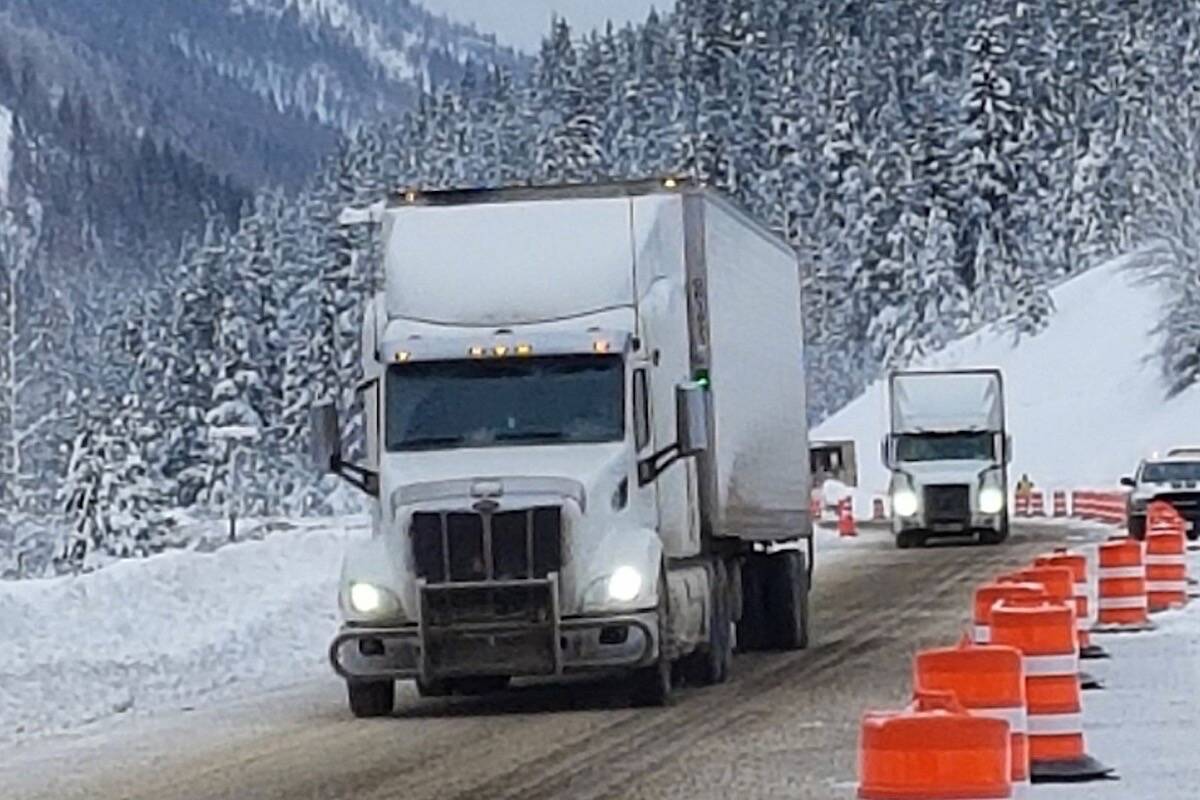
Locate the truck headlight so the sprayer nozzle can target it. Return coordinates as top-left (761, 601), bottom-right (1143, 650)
top-left (607, 566), bottom-right (643, 602)
top-left (349, 582), bottom-right (385, 614)
top-left (979, 486), bottom-right (1005, 515)
top-left (892, 489), bottom-right (919, 518)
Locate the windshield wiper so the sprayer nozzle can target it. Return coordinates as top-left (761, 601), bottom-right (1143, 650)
top-left (399, 435), bottom-right (467, 450)
top-left (495, 430), bottom-right (569, 442)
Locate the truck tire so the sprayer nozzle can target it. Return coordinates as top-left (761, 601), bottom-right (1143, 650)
top-left (737, 553), bottom-right (772, 652)
top-left (347, 680), bottom-right (395, 718)
top-left (896, 530), bottom-right (923, 549)
top-left (1128, 515), bottom-right (1146, 541)
top-left (678, 560), bottom-right (732, 686)
top-left (980, 513), bottom-right (1010, 545)
top-left (630, 573), bottom-right (673, 707)
top-left (764, 550), bottom-right (810, 650)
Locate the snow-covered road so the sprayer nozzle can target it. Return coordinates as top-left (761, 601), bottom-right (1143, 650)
top-left (2, 522), bottom-right (1131, 800)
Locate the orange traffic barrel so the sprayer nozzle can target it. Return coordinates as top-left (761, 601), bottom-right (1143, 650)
top-left (1004, 565), bottom-right (1104, 689)
top-left (1097, 538), bottom-right (1153, 631)
top-left (838, 498), bottom-right (858, 538)
top-left (1035, 550), bottom-right (1108, 659)
top-left (990, 597), bottom-right (1113, 783)
top-left (914, 639), bottom-right (1030, 795)
top-left (973, 581), bottom-right (1047, 643)
top-left (1145, 501), bottom-right (1188, 611)
top-left (859, 689), bottom-right (1013, 799)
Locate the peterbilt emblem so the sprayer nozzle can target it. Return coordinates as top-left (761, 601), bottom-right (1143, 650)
top-left (471, 479), bottom-right (504, 498)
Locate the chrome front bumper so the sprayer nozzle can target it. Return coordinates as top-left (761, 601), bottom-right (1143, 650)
top-left (330, 578), bottom-right (657, 682)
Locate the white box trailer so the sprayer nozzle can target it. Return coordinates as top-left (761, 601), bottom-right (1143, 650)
top-left (314, 179), bottom-right (812, 714)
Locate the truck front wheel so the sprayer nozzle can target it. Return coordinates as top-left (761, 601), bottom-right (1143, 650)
top-left (678, 560), bottom-right (732, 685)
top-left (347, 680), bottom-right (395, 718)
top-left (630, 573), bottom-right (673, 707)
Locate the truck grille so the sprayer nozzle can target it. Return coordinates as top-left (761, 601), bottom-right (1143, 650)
top-left (421, 580), bottom-right (559, 676)
top-left (924, 485), bottom-right (971, 522)
top-left (411, 507), bottom-right (563, 584)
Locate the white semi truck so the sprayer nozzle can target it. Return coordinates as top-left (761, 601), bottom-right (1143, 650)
top-left (882, 368), bottom-right (1011, 548)
top-left (312, 179), bottom-right (813, 715)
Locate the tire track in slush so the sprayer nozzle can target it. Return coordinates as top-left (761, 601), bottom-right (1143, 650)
top-left (432, 531), bottom-right (1049, 800)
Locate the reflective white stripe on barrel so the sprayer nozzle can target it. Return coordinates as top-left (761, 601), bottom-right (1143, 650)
top-left (970, 704), bottom-right (1029, 734)
top-left (1027, 711), bottom-right (1085, 735)
top-left (973, 624), bottom-right (991, 643)
top-left (1099, 595), bottom-right (1149, 610)
top-left (1145, 554), bottom-right (1186, 566)
top-left (1146, 580), bottom-right (1189, 593)
top-left (1100, 566), bottom-right (1145, 579)
top-left (1022, 653), bottom-right (1079, 677)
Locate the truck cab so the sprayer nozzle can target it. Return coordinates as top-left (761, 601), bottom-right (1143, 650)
top-left (882, 369), bottom-right (1011, 548)
top-left (311, 180), bottom-right (814, 715)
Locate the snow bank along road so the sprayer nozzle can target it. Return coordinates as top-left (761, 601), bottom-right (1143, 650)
top-left (4, 523), bottom-right (1103, 800)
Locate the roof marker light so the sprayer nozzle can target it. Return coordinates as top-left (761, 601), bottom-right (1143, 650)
top-left (494, 345), bottom-right (509, 357)
top-left (395, 351), bottom-right (412, 363)
top-left (515, 344), bottom-right (533, 356)
top-left (593, 340), bottom-right (612, 354)
top-left (469, 346), bottom-right (486, 358)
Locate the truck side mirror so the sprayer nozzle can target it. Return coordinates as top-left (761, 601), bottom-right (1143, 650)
top-left (880, 435), bottom-right (894, 469)
top-left (675, 382), bottom-right (710, 457)
top-left (1120, 476), bottom-right (1136, 488)
top-left (310, 403), bottom-right (342, 474)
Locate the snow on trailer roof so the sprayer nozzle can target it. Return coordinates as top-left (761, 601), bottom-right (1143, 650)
top-left (889, 368), bottom-right (1005, 434)
top-left (385, 177), bottom-right (796, 257)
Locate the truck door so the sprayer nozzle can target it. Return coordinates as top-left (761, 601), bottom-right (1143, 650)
top-left (636, 363), bottom-right (701, 559)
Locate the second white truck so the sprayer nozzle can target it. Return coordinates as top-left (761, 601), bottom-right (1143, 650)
top-left (882, 368), bottom-right (1011, 548)
top-left (313, 179), bottom-right (813, 715)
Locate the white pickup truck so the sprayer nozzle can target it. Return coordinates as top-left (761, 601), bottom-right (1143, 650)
top-left (312, 179), bottom-right (814, 715)
top-left (1122, 454), bottom-right (1200, 541)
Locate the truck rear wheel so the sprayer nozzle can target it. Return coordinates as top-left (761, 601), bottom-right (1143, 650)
top-left (737, 553), bottom-right (771, 651)
top-left (763, 550), bottom-right (810, 650)
top-left (896, 531), bottom-right (923, 549)
top-left (678, 560), bottom-right (732, 685)
top-left (630, 573), bottom-right (673, 707)
top-left (347, 680), bottom-right (395, 718)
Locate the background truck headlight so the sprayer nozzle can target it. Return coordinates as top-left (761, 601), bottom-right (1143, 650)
top-left (607, 566), bottom-right (643, 603)
top-left (349, 582), bottom-right (384, 614)
top-left (979, 486), bottom-right (1005, 515)
top-left (892, 489), bottom-right (919, 518)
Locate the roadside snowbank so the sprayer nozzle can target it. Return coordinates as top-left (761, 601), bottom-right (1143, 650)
top-left (815, 256), bottom-right (1200, 504)
top-left (0, 517), bottom-right (366, 742)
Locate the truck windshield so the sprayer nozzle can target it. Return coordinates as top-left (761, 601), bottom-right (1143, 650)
top-left (895, 432), bottom-right (995, 462)
top-left (1141, 462), bottom-right (1200, 482)
top-left (385, 355), bottom-right (624, 451)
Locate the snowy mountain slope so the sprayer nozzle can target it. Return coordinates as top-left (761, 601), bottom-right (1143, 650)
top-left (0, 517), bottom-right (366, 741)
top-left (814, 255), bottom-right (1200, 493)
top-left (0, 0), bottom-right (522, 186)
